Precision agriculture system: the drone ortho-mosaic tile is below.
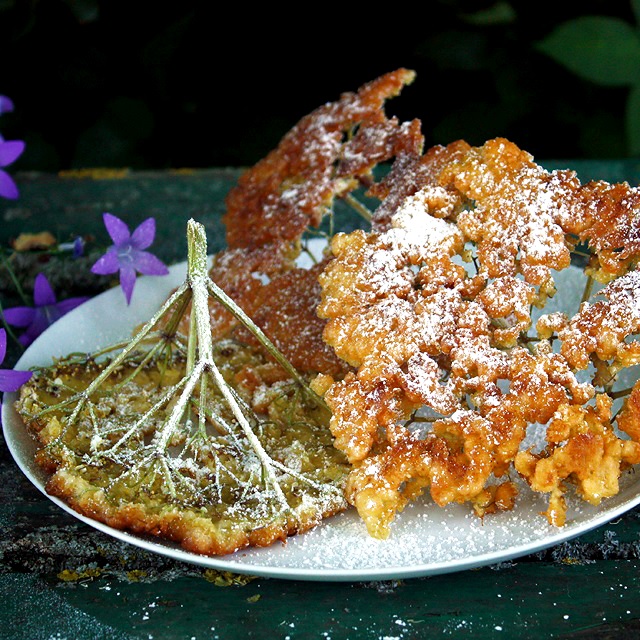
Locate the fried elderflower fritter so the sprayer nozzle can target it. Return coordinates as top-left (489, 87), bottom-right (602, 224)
top-left (15, 221), bottom-right (349, 556)
top-left (222, 67), bottom-right (420, 250)
top-left (17, 341), bottom-right (349, 556)
top-left (316, 137), bottom-right (640, 538)
top-left (17, 67), bottom-right (640, 552)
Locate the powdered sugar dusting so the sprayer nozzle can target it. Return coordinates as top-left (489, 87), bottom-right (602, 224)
top-left (383, 186), bottom-right (464, 255)
top-left (221, 463), bottom-right (640, 576)
top-left (603, 269), bottom-right (640, 320)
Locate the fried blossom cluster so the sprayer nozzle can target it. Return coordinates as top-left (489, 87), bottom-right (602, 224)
top-left (315, 137), bottom-right (640, 538)
top-left (194, 70), bottom-right (640, 539)
top-left (16, 221), bottom-right (350, 556)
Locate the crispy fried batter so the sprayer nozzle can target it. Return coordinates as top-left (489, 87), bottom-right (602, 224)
top-left (203, 240), bottom-right (300, 338)
top-left (317, 136), bottom-right (640, 538)
top-left (16, 342), bottom-right (350, 556)
top-left (577, 181), bottom-right (640, 280)
top-left (559, 270), bottom-right (640, 375)
top-left (439, 138), bottom-right (584, 286)
top-left (368, 139), bottom-right (471, 232)
top-left (515, 394), bottom-right (640, 526)
top-left (232, 261), bottom-right (347, 378)
top-left (222, 68), bottom-right (418, 249)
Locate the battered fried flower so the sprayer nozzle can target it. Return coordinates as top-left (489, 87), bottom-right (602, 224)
top-left (577, 181), bottom-right (640, 281)
top-left (16, 221), bottom-right (350, 556)
top-left (222, 67), bottom-right (420, 249)
top-left (18, 342), bottom-right (349, 556)
top-left (316, 137), bottom-right (640, 538)
top-left (514, 394), bottom-right (640, 527)
top-left (559, 269), bottom-right (640, 375)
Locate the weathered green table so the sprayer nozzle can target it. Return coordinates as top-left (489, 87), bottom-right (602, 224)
top-left (3, 163), bottom-right (640, 640)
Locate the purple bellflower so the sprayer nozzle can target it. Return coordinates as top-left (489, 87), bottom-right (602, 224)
top-left (3, 273), bottom-right (90, 347)
top-left (0, 135), bottom-right (25, 200)
top-left (58, 235), bottom-right (85, 258)
top-left (91, 213), bottom-right (168, 305)
top-left (72, 235), bottom-right (85, 258)
top-left (0, 328), bottom-right (32, 393)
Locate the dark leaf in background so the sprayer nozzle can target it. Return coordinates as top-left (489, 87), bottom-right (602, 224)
top-left (536, 16), bottom-right (640, 86)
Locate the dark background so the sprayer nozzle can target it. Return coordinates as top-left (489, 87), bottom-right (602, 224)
top-left (0, 0), bottom-right (636, 173)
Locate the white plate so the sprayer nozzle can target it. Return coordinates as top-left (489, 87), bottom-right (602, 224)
top-left (3, 251), bottom-right (640, 582)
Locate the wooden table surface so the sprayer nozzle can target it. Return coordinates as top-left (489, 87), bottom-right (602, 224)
top-left (2, 163), bottom-right (640, 640)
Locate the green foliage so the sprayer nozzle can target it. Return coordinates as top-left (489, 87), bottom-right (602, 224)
top-left (537, 6), bottom-right (640, 154)
top-left (627, 82), bottom-right (640, 154)
top-left (537, 16), bottom-right (640, 87)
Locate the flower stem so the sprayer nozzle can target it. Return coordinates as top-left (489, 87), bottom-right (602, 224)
top-left (344, 193), bottom-right (373, 222)
top-left (0, 247), bottom-right (29, 304)
top-left (581, 273), bottom-right (595, 304)
top-left (203, 270), bottom-right (328, 412)
top-left (186, 219), bottom-right (289, 509)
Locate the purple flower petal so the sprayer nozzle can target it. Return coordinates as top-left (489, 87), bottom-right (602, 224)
top-left (103, 213), bottom-right (131, 246)
top-left (3, 305), bottom-right (36, 328)
top-left (0, 368), bottom-right (32, 393)
top-left (0, 329), bottom-right (30, 392)
top-left (17, 312), bottom-right (50, 347)
top-left (4, 275), bottom-right (90, 346)
top-left (119, 266), bottom-right (137, 304)
top-left (33, 273), bottom-right (57, 307)
top-left (0, 170), bottom-right (19, 199)
top-left (132, 250), bottom-right (169, 276)
top-left (93, 212), bottom-right (167, 304)
top-left (0, 329), bottom-right (6, 362)
top-left (0, 140), bottom-right (25, 167)
top-left (56, 296), bottom-right (90, 315)
top-left (72, 236), bottom-right (85, 258)
top-left (91, 247), bottom-right (121, 275)
top-left (0, 95), bottom-right (15, 115)
top-left (130, 217), bottom-right (156, 250)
